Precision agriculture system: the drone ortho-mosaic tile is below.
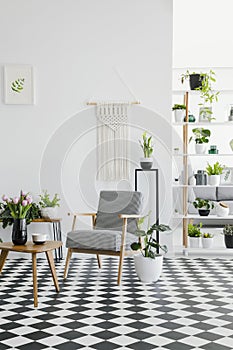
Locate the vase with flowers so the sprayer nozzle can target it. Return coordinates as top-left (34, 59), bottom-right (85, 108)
top-left (1, 191), bottom-right (33, 245)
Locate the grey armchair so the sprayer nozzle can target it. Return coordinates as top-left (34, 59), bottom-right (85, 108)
top-left (64, 190), bottom-right (142, 284)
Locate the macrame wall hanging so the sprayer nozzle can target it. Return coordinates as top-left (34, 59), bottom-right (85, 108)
top-left (96, 102), bottom-right (130, 181)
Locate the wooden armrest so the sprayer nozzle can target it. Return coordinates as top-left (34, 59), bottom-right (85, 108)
top-left (68, 212), bottom-right (97, 231)
top-left (68, 212), bottom-right (97, 217)
top-left (118, 214), bottom-right (142, 219)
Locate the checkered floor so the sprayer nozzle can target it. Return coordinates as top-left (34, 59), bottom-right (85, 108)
top-left (1, 257), bottom-right (233, 350)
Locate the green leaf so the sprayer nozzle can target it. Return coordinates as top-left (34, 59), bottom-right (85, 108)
top-left (131, 242), bottom-right (141, 251)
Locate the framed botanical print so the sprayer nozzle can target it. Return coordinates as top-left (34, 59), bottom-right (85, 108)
top-left (4, 65), bottom-right (34, 104)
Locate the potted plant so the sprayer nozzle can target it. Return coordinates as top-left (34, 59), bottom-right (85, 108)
top-left (139, 132), bottom-right (154, 170)
top-left (172, 104), bottom-right (186, 122)
top-left (193, 197), bottom-right (214, 216)
top-left (181, 70), bottom-right (203, 90)
top-left (189, 128), bottom-right (211, 154)
top-left (181, 70), bottom-right (219, 122)
top-left (131, 218), bottom-right (171, 283)
top-left (39, 190), bottom-right (60, 219)
top-left (206, 162), bottom-right (225, 186)
top-left (0, 191), bottom-right (34, 245)
top-left (222, 225), bottom-right (233, 248)
top-left (188, 222), bottom-right (202, 248)
top-left (202, 232), bottom-right (214, 249)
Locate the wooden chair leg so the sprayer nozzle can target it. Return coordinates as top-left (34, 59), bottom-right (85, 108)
top-left (117, 249), bottom-right (125, 285)
top-left (64, 248), bottom-right (72, 279)
top-left (96, 254), bottom-right (102, 269)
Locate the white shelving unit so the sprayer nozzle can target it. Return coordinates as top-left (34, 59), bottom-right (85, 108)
top-left (172, 68), bottom-right (233, 252)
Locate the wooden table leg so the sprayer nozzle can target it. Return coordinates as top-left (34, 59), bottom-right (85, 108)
top-left (0, 250), bottom-right (9, 273)
top-left (46, 250), bottom-right (60, 292)
top-left (32, 253), bottom-right (38, 307)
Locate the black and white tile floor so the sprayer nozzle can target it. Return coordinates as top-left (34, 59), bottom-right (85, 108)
top-left (1, 257), bottom-right (233, 350)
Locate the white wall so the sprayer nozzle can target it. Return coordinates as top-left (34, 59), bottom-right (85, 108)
top-left (0, 0), bottom-right (173, 247)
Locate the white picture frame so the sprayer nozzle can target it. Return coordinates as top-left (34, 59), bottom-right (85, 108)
top-left (220, 167), bottom-right (233, 185)
top-left (4, 65), bottom-right (34, 104)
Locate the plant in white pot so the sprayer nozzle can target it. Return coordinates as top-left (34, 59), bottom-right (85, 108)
top-left (188, 222), bottom-right (202, 248)
top-left (202, 233), bottom-right (214, 249)
top-left (206, 162), bottom-right (225, 186)
top-left (39, 190), bottom-right (60, 219)
top-left (193, 197), bottom-right (214, 217)
top-left (131, 218), bottom-right (171, 283)
top-left (172, 104), bottom-right (186, 123)
top-left (139, 132), bottom-right (154, 170)
top-left (189, 128), bottom-right (211, 154)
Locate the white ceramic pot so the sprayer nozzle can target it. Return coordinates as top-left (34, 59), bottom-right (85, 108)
top-left (41, 207), bottom-right (58, 219)
top-left (189, 237), bottom-right (201, 248)
top-left (195, 143), bottom-right (206, 154)
top-left (202, 237), bottom-right (214, 249)
top-left (174, 110), bottom-right (185, 123)
top-left (140, 157), bottom-right (153, 170)
top-left (208, 175), bottom-right (220, 186)
top-left (32, 233), bottom-right (47, 244)
top-left (216, 202), bottom-right (229, 217)
top-left (134, 254), bottom-right (163, 283)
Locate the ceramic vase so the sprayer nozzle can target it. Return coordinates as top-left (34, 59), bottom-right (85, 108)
top-left (12, 218), bottom-right (27, 245)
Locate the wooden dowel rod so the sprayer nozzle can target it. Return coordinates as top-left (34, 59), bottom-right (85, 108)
top-left (86, 101), bottom-right (140, 105)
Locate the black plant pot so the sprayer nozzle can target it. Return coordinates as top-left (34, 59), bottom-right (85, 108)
top-left (189, 74), bottom-right (203, 90)
top-left (224, 235), bottom-right (233, 249)
top-left (12, 218), bottom-right (27, 245)
top-left (198, 209), bottom-right (210, 216)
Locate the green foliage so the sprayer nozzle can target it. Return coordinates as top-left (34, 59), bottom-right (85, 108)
top-left (196, 70), bottom-right (220, 106)
top-left (131, 220), bottom-right (171, 259)
top-left (139, 132), bottom-right (154, 158)
top-left (181, 70), bottom-right (219, 117)
top-left (203, 233), bottom-right (213, 238)
top-left (189, 128), bottom-right (211, 144)
top-left (223, 225), bottom-right (233, 236)
top-left (188, 222), bottom-right (202, 237)
top-left (39, 190), bottom-right (60, 208)
top-left (0, 202), bottom-right (41, 229)
top-left (11, 78), bottom-right (24, 93)
top-left (206, 162), bottom-right (225, 175)
top-left (193, 198), bottom-right (214, 210)
top-left (172, 104), bottom-right (186, 111)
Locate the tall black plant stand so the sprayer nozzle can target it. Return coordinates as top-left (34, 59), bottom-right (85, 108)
top-left (134, 168), bottom-right (160, 253)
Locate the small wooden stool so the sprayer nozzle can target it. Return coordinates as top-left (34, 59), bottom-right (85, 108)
top-left (0, 241), bottom-right (62, 307)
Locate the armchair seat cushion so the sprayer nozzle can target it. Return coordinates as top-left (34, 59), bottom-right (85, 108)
top-left (66, 229), bottom-right (136, 251)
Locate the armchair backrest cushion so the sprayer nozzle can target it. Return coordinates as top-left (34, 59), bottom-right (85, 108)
top-left (95, 191), bottom-right (142, 233)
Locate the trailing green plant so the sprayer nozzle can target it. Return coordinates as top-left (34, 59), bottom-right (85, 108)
top-left (131, 215), bottom-right (171, 259)
top-left (196, 70), bottom-right (219, 106)
top-left (139, 132), bottom-right (154, 158)
top-left (181, 70), bottom-right (219, 121)
top-left (223, 225), bottom-right (233, 236)
top-left (206, 162), bottom-right (225, 176)
top-left (193, 198), bottom-right (214, 210)
top-left (172, 104), bottom-right (186, 111)
top-left (0, 202), bottom-right (41, 229)
top-left (39, 190), bottom-right (60, 208)
top-left (189, 128), bottom-right (211, 144)
top-left (188, 222), bottom-right (202, 237)
top-left (203, 233), bottom-right (213, 238)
